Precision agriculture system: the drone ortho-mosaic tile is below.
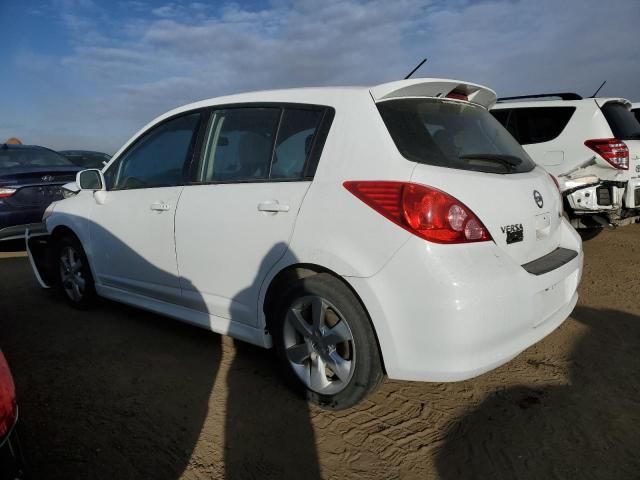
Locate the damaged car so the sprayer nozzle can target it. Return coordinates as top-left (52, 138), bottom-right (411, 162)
top-left (492, 93), bottom-right (640, 240)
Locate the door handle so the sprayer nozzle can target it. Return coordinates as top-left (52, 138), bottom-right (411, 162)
top-left (150, 202), bottom-right (171, 211)
top-left (257, 200), bottom-right (290, 213)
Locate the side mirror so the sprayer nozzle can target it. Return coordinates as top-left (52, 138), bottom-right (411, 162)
top-left (76, 169), bottom-right (105, 191)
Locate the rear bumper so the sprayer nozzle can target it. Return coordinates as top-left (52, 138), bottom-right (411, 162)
top-left (347, 218), bottom-right (583, 382)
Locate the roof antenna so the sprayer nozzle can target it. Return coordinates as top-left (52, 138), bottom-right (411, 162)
top-left (590, 80), bottom-right (606, 98)
top-left (404, 58), bottom-right (428, 80)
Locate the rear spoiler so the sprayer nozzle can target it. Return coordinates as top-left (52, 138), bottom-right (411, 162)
top-left (370, 79), bottom-right (497, 109)
top-left (593, 97), bottom-right (632, 109)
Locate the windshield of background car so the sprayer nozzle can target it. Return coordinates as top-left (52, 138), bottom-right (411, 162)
top-left (601, 102), bottom-right (640, 140)
top-left (0, 147), bottom-right (75, 168)
top-left (377, 98), bottom-right (536, 174)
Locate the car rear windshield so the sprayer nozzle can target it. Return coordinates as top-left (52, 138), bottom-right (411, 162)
top-left (377, 98), bottom-right (536, 174)
top-left (601, 102), bottom-right (640, 140)
top-left (0, 148), bottom-right (74, 168)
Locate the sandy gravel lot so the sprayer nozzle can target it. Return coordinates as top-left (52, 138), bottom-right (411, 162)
top-left (1, 226), bottom-right (639, 479)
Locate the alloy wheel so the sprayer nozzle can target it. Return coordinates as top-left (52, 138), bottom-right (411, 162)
top-left (283, 295), bottom-right (356, 395)
top-left (59, 245), bottom-right (86, 303)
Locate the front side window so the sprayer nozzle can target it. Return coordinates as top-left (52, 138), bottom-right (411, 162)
top-left (378, 98), bottom-right (536, 174)
top-left (197, 108), bottom-right (280, 183)
top-left (109, 113), bottom-right (200, 190)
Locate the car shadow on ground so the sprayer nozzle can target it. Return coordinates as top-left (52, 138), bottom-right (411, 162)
top-left (0, 225), bottom-right (321, 479)
top-left (435, 306), bottom-right (640, 480)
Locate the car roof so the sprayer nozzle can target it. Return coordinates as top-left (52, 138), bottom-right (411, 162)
top-left (107, 78), bottom-right (496, 164)
top-left (161, 78), bottom-right (496, 119)
top-left (492, 97), bottom-right (631, 109)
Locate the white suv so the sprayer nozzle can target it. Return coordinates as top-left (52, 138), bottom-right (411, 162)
top-left (27, 79), bottom-right (583, 409)
top-left (492, 94), bottom-right (640, 240)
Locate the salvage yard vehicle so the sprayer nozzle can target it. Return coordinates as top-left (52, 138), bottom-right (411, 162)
top-left (0, 144), bottom-right (81, 242)
top-left (492, 94), bottom-right (640, 240)
top-left (26, 79), bottom-right (583, 409)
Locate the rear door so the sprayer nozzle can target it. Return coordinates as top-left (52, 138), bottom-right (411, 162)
top-left (378, 97), bottom-right (564, 265)
top-left (175, 105), bottom-right (331, 327)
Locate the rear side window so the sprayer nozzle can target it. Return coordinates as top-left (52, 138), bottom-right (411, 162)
top-left (491, 107), bottom-right (575, 145)
top-left (601, 102), bottom-right (640, 140)
top-left (633, 109), bottom-right (640, 124)
top-left (271, 109), bottom-right (324, 179)
top-left (378, 98), bottom-right (536, 174)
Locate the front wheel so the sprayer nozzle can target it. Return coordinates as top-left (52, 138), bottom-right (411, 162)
top-left (55, 235), bottom-right (96, 308)
top-left (273, 273), bottom-right (383, 410)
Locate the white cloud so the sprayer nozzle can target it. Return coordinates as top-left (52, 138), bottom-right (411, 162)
top-left (5, 0), bottom-right (640, 153)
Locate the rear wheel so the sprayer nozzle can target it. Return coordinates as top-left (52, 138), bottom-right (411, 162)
top-left (578, 227), bottom-right (603, 241)
top-left (55, 235), bottom-right (96, 308)
top-left (273, 273), bottom-right (383, 410)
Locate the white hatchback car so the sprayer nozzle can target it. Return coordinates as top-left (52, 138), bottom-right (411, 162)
top-left (28, 79), bottom-right (583, 409)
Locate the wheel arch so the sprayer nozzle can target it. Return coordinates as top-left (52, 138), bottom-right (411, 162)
top-left (261, 262), bottom-right (387, 374)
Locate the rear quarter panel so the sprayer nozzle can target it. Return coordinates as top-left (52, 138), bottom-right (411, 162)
top-left (284, 92), bottom-right (415, 278)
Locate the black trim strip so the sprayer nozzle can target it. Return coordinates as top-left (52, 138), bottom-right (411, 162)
top-left (522, 247), bottom-right (578, 275)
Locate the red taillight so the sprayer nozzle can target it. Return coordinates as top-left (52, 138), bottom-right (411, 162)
top-left (0, 188), bottom-right (16, 199)
top-left (445, 90), bottom-right (469, 102)
top-left (584, 138), bottom-right (629, 170)
top-left (343, 181), bottom-right (492, 244)
top-left (0, 351), bottom-right (17, 440)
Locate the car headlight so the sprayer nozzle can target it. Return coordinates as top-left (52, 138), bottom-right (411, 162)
top-left (42, 202), bottom-right (56, 222)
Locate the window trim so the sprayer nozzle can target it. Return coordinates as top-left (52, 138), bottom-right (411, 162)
top-left (105, 108), bottom-right (206, 192)
top-left (185, 102), bottom-right (336, 186)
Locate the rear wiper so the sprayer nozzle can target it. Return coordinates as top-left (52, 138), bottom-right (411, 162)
top-left (458, 154), bottom-right (523, 172)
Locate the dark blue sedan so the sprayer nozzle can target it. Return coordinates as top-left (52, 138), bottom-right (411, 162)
top-left (0, 144), bottom-right (82, 241)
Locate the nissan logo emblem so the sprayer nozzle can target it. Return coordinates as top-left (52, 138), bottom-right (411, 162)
top-left (533, 190), bottom-right (544, 208)
top-left (41, 175), bottom-right (54, 182)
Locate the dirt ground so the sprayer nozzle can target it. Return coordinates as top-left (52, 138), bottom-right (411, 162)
top-left (1, 226), bottom-right (639, 480)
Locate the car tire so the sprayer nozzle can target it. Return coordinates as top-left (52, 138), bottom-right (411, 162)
top-left (55, 234), bottom-right (96, 309)
top-left (272, 273), bottom-right (384, 410)
top-left (578, 227), bottom-right (603, 241)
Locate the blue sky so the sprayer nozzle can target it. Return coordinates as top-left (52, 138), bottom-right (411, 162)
top-left (1, 0), bottom-right (639, 153)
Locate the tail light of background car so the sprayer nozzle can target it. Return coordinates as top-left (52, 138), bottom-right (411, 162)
top-left (0, 188), bottom-right (16, 199)
top-left (584, 138), bottom-right (629, 170)
top-left (343, 181), bottom-right (492, 244)
top-left (0, 351), bottom-right (17, 440)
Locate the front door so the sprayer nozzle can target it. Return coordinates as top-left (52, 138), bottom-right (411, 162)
top-left (89, 112), bottom-right (201, 303)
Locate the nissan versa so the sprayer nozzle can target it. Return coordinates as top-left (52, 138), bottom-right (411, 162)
top-left (26, 79), bottom-right (583, 409)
